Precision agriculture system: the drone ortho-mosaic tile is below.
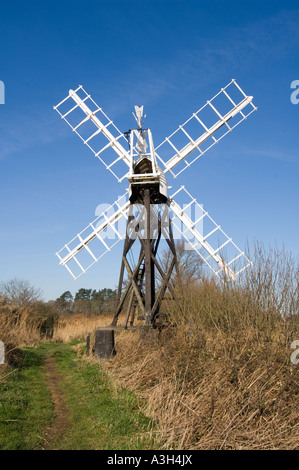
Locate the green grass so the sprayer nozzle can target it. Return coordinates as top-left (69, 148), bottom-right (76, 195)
top-left (0, 342), bottom-right (156, 450)
top-left (0, 347), bottom-right (53, 450)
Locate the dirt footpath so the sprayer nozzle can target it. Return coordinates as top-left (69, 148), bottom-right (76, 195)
top-left (43, 356), bottom-right (71, 450)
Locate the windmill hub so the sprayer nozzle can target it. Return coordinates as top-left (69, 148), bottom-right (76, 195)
top-left (129, 161), bottom-right (168, 205)
top-left (127, 109), bottom-right (168, 205)
top-left (54, 80), bottom-right (257, 328)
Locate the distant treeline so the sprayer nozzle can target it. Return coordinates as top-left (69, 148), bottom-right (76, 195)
top-left (0, 283), bottom-right (117, 352)
top-left (54, 288), bottom-right (117, 316)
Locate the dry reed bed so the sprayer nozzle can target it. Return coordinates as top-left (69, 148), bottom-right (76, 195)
top-left (53, 313), bottom-right (116, 343)
top-left (104, 321), bottom-right (299, 450)
top-left (0, 302), bottom-right (42, 347)
top-left (0, 300), bottom-right (42, 381)
top-left (103, 244), bottom-right (299, 450)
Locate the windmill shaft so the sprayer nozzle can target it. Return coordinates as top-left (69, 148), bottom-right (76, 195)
top-left (144, 189), bottom-right (155, 325)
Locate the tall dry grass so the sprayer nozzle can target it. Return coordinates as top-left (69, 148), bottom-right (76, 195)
top-left (53, 313), bottom-right (115, 343)
top-left (0, 298), bottom-right (43, 380)
top-left (0, 299), bottom-right (42, 347)
top-left (101, 242), bottom-right (299, 449)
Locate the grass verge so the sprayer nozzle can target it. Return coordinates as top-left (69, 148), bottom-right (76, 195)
top-left (0, 342), bottom-right (156, 450)
top-left (0, 346), bottom-right (53, 450)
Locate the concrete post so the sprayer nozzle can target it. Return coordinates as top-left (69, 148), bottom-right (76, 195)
top-left (94, 328), bottom-right (116, 359)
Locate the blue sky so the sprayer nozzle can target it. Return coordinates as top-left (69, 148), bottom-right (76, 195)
top-left (0, 0), bottom-right (298, 301)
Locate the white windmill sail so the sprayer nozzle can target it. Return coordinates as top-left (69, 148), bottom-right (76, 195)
top-left (56, 192), bottom-right (130, 279)
top-left (54, 85), bottom-right (130, 182)
top-left (54, 79), bottom-right (256, 286)
top-left (169, 187), bottom-right (252, 281)
top-left (155, 79), bottom-right (257, 178)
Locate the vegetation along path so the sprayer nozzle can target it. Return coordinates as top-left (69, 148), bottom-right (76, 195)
top-left (0, 342), bottom-right (155, 450)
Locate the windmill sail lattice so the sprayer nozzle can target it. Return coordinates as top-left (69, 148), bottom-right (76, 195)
top-left (56, 192), bottom-right (130, 280)
top-left (169, 187), bottom-right (251, 282)
top-left (155, 79), bottom-right (256, 177)
top-left (54, 79), bottom-right (257, 327)
top-left (54, 85), bottom-right (131, 182)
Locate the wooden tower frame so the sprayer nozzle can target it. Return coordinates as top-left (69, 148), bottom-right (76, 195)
top-left (111, 188), bottom-right (179, 328)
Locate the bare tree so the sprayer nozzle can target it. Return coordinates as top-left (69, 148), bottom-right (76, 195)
top-left (0, 278), bottom-right (42, 307)
top-left (161, 239), bottom-right (203, 286)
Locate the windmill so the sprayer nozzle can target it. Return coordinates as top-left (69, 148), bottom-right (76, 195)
top-left (54, 79), bottom-right (257, 328)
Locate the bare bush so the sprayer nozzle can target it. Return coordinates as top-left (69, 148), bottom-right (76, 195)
top-left (0, 278), bottom-right (42, 307)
